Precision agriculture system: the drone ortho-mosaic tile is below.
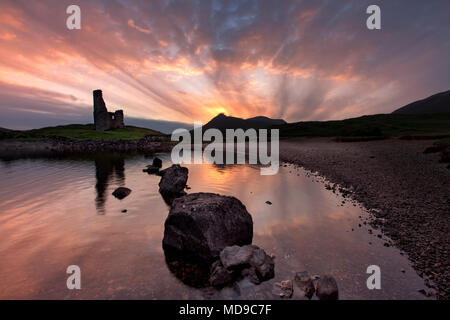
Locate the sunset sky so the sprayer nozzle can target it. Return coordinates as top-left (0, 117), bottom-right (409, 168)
top-left (0, 0), bottom-right (449, 130)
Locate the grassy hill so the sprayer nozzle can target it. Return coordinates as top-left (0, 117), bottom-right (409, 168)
top-left (277, 113), bottom-right (450, 139)
top-left (0, 124), bottom-right (164, 141)
top-left (392, 90), bottom-right (450, 115)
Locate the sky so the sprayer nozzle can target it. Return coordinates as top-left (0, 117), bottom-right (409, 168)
top-left (0, 0), bottom-right (449, 130)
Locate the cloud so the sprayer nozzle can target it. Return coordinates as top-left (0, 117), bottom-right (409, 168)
top-left (0, 0), bottom-right (449, 129)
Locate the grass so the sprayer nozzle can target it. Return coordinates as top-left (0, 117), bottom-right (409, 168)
top-left (277, 113), bottom-right (450, 138)
top-left (1, 124), bottom-right (164, 141)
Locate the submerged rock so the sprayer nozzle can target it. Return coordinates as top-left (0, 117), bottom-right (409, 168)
top-left (152, 157), bottom-right (163, 168)
top-left (158, 164), bottom-right (189, 197)
top-left (220, 245), bottom-right (274, 284)
top-left (208, 244), bottom-right (275, 287)
top-left (316, 275), bottom-right (339, 300)
top-left (247, 246), bottom-right (275, 283)
top-left (294, 271), bottom-right (315, 299)
top-left (163, 193), bottom-right (253, 263)
top-left (112, 187), bottom-right (131, 199)
top-left (144, 165), bottom-right (160, 174)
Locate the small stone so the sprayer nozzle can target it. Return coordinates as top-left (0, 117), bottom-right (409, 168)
top-left (209, 261), bottom-right (234, 288)
top-left (145, 165), bottom-right (159, 174)
top-left (152, 157), bottom-right (163, 168)
top-left (272, 280), bottom-right (293, 299)
top-left (219, 245), bottom-right (274, 284)
top-left (265, 201), bottom-right (272, 205)
top-left (121, 209), bottom-right (127, 213)
top-left (112, 187), bottom-right (132, 200)
top-left (294, 271), bottom-right (315, 299)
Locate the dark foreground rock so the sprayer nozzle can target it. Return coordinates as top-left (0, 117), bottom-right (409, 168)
top-left (209, 260), bottom-right (234, 288)
top-left (112, 187), bottom-right (131, 199)
top-left (221, 245), bottom-right (274, 284)
top-left (143, 165), bottom-right (159, 174)
top-left (152, 157), bottom-right (163, 168)
top-left (209, 245), bottom-right (275, 287)
top-left (158, 164), bottom-right (189, 196)
top-left (315, 275), bottom-right (339, 300)
top-left (163, 193), bottom-right (253, 263)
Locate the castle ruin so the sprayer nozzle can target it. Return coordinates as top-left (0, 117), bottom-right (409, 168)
top-left (93, 89), bottom-right (124, 131)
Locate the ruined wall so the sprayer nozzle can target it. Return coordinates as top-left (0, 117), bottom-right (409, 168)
top-left (109, 110), bottom-right (124, 129)
top-left (93, 90), bottom-right (125, 131)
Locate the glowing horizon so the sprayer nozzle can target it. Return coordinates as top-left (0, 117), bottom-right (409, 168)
top-left (0, 0), bottom-right (449, 130)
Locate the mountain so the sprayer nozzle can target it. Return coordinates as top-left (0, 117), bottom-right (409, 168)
top-left (392, 90), bottom-right (450, 115)
top-left (202, 113), bottom-right (287, 131)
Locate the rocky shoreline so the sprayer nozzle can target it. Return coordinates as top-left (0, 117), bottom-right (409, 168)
top-left (0, 135), bottom-right (173, 158)
top-left (280, 138), bottom-right (450, 299)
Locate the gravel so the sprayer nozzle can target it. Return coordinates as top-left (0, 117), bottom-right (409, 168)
top-left (280, 138), bottom-right (450, 299)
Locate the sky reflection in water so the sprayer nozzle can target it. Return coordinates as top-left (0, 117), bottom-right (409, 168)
top-left (0, 153), bottom-right (427, 299)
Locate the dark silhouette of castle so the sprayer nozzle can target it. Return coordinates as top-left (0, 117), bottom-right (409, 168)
top-left (93, 89), bottom-right (124, 131)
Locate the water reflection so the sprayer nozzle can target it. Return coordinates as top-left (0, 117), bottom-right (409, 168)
top-left (94, 155), bottom-right (125, 214)
top-left (0, 153), bottom-right (429, 299)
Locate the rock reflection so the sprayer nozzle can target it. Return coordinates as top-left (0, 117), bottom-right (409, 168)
top-left (94, 154), bottom-right (125, 214)
top-left (164, 249), bottom-right (211, 288)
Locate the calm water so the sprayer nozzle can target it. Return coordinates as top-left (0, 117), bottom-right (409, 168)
top-left (0, 153), bottom-right (427, 299)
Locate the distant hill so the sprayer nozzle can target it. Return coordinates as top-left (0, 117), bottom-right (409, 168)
top-left (392, 90), bottom-right (450, 115)
top-left (202, 113), bottom-right (286, 131)
top-left (277, 113), bottom-right (450, 139)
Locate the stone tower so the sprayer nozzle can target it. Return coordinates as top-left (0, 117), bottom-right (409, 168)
top-left (93, 90), bottom-right (125, 131)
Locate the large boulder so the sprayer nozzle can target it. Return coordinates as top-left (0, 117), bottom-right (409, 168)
top-left (162, 193), bottom-right (253, 263)
top-left (158, 164), bottom-right (188, 196)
